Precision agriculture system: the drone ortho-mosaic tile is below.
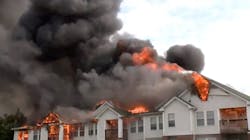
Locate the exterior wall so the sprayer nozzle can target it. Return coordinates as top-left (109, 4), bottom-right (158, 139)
top-left (163, 134), bottom-right (250, 140)
top-left (28, 130), bottom-right (33, 140)
top-left (143, 115), bottom-right (163, 139)
top-left (127, 119), bottom-right (143, 140)
top-left (40, 127), bottom-right (48, 140)
top-left (163, 100), bottom-right (192, 136)
top-left (163, 135), bottom-right (193, 140)
top-left (247, 104), bottom-right (250, 131)
top-left (13, 131), bottom-right (19, 140)
top-left (83, 123), bottom-right (97, 140)
top-left (181, 88), bottom-right (247, 135)
top-left (97, 109), bottom-right (119, 140)
top-left (73, 123), bottom-right (98, 140)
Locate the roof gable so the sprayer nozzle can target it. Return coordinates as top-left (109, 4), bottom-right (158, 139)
top-left (177, 78), bottom-right (250, 103)
top-left (93, 101), bottom-right (128, 119)
top-left (157, 96), bottom-right (196, 111)
top-left (209, 78), bottom-right (250, 102)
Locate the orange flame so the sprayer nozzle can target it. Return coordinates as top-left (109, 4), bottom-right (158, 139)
top-left (128, 106), bottom-right (149, 114)
top-left (42, 112), bottom-right (60, 124)
top-left (95, 100), bottom-right (108, 109)
top-left (192, 72), bottom-right (210, 101)
top-left (132, 47), bottom-right (210, 101)
top-left (132, 47), bottom-right (155, 65)
top-left (18, 131), bottom-right (28, 140)
top-left (107, 120), bottom-right (118, 129)
top-left (63, 125), bottom-right (72, 140)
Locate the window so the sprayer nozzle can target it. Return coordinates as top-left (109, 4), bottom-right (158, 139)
top-left (159, 116), bottom-right (163, 129)
top-left (197, 111), bottom-right (205, 126)
top-left (33, 130), bottom-right (40, 140)
top-left (94, 124), bottom-right (97, 135)
top-left (150, 117), bottom-right (157, 130)
top-left (207, 111), bottom-right (215, 125)
top-left (138, 119), bottom-right (143, 132)
top-left (168, 113), bottom-right (175, 127)
top-left (130, 121), bottom-right (136, 133)
top-left (88, 123), bottom-right (93, 136)
top-left (79, 123), bottom-right (84, 136)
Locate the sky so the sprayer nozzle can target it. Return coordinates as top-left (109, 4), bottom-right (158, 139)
top-left (118, 0), bottom-right (250, 95)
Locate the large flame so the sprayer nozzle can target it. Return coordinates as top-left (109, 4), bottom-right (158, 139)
top-left (132, 47), bottom-right (210, 101)
top-left (128, 106), bottom-right (149, 114)
top-left (42, 112), bottom-right (60, 124)
top-left (18, 131), bottom-right (28, 140)
top-left (192, 72), bottom-right (210, 101)
top-left (64, 124), bottom-right (76, 140)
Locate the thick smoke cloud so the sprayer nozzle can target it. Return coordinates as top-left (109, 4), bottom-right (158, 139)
top-left (0, 0), bottom-right (205, 122)
top-left (166, 44), bottom-right (205, 72)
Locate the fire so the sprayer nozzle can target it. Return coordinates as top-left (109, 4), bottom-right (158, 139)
top-left (132, 47), bottom-right (155, 65)
top-left (42, 112), bottom-right (60, 124)
top-left (192, 72), bottom-right (210, 101)
top-left (107, 120), bottom-right (118, 128)
top-left (95, 100), bottom-right (108, 109)
top-left (63, 124), bottom-right (73, 140)
top-left (18, 131), bottom-right (28, 140)
top-left (128, 106), bottom-right (149, 114)
top-left (132, 47), bottom-right (210, 101)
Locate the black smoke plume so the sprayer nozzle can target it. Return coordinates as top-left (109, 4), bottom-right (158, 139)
top-left (166, 44), bottom-right (205, 72)
top-left (0, 0), bottom-right (205, 122)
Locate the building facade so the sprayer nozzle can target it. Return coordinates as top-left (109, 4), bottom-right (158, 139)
top-left (13, 79), bottom-right (250, 140)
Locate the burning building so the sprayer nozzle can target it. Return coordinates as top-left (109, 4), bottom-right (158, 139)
top-left (1, 0), bottom-right (250, 140)
top-left (12, 78), bottom-right (250, 140)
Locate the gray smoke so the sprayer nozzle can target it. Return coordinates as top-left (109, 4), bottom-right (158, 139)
top-left (0, 0), bottom-right (204, 122)
top-left (166, 44), bottom-right (205, 72)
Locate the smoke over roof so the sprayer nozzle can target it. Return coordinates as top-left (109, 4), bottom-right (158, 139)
top-left (0, 0), bottom-right (205, 122)
top-left (166, 44), bottom-right (205, 72)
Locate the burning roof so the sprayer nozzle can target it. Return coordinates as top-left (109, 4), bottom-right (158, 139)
top-left (1, 0), bottom-right (209, 122)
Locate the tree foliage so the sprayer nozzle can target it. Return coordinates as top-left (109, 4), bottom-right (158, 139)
top-left (0, 109), bottom-right (27, 140)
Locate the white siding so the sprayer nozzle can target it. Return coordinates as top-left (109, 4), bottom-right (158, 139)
top-left (163, 100), bottom-right (192, 136)
top-left (247, 104), bottom-right (250, 131)
top-left (127, 118), bottom-right (144, 140)
top-left (84, 123), bottom-right (97, 140)
top-left (181, 88), bottom-right (247, 135)
top-left (13, 131), bottom-right (19, 140)
top-left (40, 127), bottom-right (48, 140)
top-left (28, 130), bottom-right (33, 140)
top-left (143, 115), bottom-right (163, 139)
top-left (97, 109), bottom-right (119, 140)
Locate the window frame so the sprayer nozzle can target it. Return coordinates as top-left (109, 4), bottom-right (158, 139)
top-left (94, 123), bottom-right (97, 135)
top-left (150, 117), bottom-right (157, 130)
top-left (168, 113), bottom-right (175, 127)
top-left (138, 119), bottom-right (143, 132)
top-left (159, 115), bottom-right (163, 129)
top-left (196, 111), bottom-right (205, 127)
top-left (33, 130), bottom-right (40, 140)
top-left (79, 123), bottom-right (84, 137)
top-left (130, 121), bottom-right (136, 133)
top-left (88, 123), bottom-right (94, 136)
top-left (206, 111), bottom-right (215, 126)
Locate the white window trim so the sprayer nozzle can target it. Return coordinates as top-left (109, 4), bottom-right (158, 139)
top-left (168, 113), bottom-right (175, 128)
top-left (206, 111), bottom-right (215, 126)
top-left (130, 121), bottom-right (137, 133)
top-left (138, 119), bottom-right (143, 133)
top-left (150, 116), bottom-right (157, 130)
top-left (196, 111), bottom-right (205, 127)
top-left (196, 110), bottom-right (216, 127)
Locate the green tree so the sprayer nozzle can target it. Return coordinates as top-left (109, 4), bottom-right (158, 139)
top-left (0, 109), bottom-right (27, 140)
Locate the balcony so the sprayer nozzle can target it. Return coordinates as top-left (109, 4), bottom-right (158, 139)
top-left (105, 129), bottom-right (128, 140)
top-left (220, 119), bottom-right (248, 134)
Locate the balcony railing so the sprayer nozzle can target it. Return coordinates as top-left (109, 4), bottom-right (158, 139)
top-left (220, 119), bottom-right (248, 134)
top-left (105, 129), bottom-right (128, 140)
